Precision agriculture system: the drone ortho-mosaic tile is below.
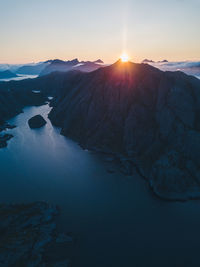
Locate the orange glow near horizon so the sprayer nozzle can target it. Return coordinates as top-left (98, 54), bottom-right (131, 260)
top-left (120, 53), bottom-right (129, 62)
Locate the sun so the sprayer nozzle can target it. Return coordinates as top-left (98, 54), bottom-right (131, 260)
top-left (120, 53), bottom-right (129, 62)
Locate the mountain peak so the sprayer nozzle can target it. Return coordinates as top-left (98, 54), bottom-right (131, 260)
top-left (94, 59), bottom-right (104, 64)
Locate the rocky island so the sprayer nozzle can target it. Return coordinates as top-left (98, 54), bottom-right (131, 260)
top-left (0, 202), bottom-right (72, 266)
top-left (28, 115), bottom-right (47, 129)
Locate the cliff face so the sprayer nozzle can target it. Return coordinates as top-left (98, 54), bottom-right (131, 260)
top-left (48, 61), bottom-right (200, 200)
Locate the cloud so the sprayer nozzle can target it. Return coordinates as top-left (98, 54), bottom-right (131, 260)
top-left (148, 61), bottom-right (200, 78)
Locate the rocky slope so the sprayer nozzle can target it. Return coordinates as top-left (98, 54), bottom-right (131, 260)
top-left (0, 202), bottom-right (72, 266)
top-left (48, 60), bottom-right (200, 200)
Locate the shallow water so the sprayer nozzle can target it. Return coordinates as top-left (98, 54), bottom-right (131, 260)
top-left (0, 104), bottom-right (200, 267)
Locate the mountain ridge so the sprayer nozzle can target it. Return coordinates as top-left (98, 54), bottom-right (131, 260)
top-left (48, 60), bottom-right (200, 200)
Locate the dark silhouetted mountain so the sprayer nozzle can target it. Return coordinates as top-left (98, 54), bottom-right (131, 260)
top-left (1, 62), bottom-right (200, 200)
top-left (48, 60), bottom-right (200, 200)
top-left (94, 59), bottom-right (104, 64)
top-left (0, 70), bottom-right (18, 79)
top-left (40, 59), bottom-right (104, 76)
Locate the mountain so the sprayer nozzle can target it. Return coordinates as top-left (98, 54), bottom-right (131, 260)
top-left (94, 59), bottom-right (104, 64)
top-left (15, 62), bottom-right (49, 75)
top-left (40, 59), bottom-right (104, 76)
top-left (158, 59), bottom-right (168, 63)
top-left (0, 76), bottom-right (51, 124)
top-left (142, 59), bottom-right (168, 64)
top-left (1, 61), bottom-right (200, 200)
top-left (0, 69), bottom-right (79, 125)
top-left (48, 60), bottom-right (200, 200)
top-left (142, 59), bottom-right (155, 63)
top-left (0, 70), bottom-right (18, 79)
top-left (0, 71), bottom-right (73, 144)
top-left (0, 64), bottom-right (10, 71)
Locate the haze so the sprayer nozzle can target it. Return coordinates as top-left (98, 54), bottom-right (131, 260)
top-left (0, 0), bottom-right (199, 64)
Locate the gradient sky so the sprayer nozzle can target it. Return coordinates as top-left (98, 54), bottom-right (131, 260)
top-left (0, 0), bottom-right (199, 64)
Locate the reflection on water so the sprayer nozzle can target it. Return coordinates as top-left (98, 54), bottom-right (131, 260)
top-left (0, 104), bottom-right (200, 267)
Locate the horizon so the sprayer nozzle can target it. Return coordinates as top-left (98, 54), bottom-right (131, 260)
top-left (1, 0), bottom-right (200, 64)
top-left (1, 57), bottom-right (200, 66)
top-left (1, 1), bottom-right (200, 266)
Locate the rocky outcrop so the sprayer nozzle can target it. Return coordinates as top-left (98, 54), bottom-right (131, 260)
top-left (0, 202), bottom-right (72, 266)
top-left (0, 123), bottom-right (16, 132)
top-left (48, 61), bottom-right (200, 200)
top-left (0, 133), bottom-right (13, 148)
top-left (28, 115), bottom-right (47, 128)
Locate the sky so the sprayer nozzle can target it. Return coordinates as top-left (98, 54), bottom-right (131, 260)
top-left (0, 0), bottom-right (199, 64)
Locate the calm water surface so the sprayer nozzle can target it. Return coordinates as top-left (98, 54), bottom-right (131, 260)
top-left (0, 104), bottom-right (200, 267)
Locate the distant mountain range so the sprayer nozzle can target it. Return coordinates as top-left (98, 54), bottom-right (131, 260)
top-left (0, 58), bottom-right (199, 80)
top-left (0, 70), bottom-right (18, 79)
top-left (142, 59), bottom-right (200, 78)
top-left (15, 62), bottom-right (49, 75)
top-left (39, 58), bottom-right (104, 76)
top-left (9, 59), bottom-right (104, 76)
top-left (142, 59), bottom-right (168, 64)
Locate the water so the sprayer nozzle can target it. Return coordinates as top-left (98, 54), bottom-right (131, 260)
top-left (1, 104), bottom-right (200, 267)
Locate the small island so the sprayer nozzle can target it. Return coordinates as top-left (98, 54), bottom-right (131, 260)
top-left (28, 115), bottom-right (47, 128)
top-left (0, 202), bottom-right (72, 266)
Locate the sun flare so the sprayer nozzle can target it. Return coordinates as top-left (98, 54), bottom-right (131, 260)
top-left (120, 53), bottom-right (129, 62)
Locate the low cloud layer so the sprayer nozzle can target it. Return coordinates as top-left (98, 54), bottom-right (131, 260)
top-left (148, 61), bottom-right (200, 78)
